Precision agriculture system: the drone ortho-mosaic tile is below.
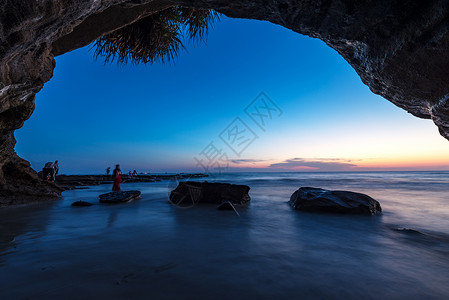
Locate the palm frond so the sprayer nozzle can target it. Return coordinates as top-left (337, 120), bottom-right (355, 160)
top-left (93, 6), bottom-right (220, 65)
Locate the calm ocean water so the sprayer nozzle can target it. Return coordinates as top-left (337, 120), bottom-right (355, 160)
top-left (1, 171), bottom-right (449, 299)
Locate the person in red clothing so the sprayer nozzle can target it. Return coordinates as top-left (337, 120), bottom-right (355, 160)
top-left (112, 164), bottom-right (122, 191)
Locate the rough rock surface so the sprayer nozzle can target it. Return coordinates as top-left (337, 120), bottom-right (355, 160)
top-left (99, 190), bottom-right (141, 204)
top-left (289, 187), bottom-right (382, 215)
top-left (170, 181), bottom-right (250, 206)
top-left (0, 155), bottom-right (63, 206)
top-left (1, 0), bottom-right (449, 203)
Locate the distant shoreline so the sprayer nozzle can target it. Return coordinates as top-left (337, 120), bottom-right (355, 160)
top-left (54, 173), bottom-right (208, 190)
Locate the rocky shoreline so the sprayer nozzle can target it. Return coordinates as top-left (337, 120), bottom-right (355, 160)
top-left (55, 173), bottom-right (208, 190)
top-left (0, 173), bottom-right (208, 207)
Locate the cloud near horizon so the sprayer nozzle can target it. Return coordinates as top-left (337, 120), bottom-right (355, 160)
top-left (231, 158), bottom-right (269, 165)
top-left (269, 158), bottom-right (358, 171)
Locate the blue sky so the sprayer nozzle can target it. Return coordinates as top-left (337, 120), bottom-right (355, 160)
top-left (15, 16), bottom-right (449, 174)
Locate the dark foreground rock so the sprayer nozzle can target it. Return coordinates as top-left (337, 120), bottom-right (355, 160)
top-left (99, 191), bottom-right (141, 204)
top-left (170, 181), bottom-right (250, 206)
top-left (0, 156), bottom-right (63, 206)
top-left (289, 187), bottom-right (382, 215)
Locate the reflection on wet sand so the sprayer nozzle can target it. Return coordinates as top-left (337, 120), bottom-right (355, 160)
top-left (107, 211), bottom-right (118, 228)
top-left (0, 202), bottom-right (56, 263)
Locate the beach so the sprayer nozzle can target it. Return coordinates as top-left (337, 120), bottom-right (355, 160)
top-left (1, 171), bottom-right (449, 299)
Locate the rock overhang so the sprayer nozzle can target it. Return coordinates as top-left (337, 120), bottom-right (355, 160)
top-left (1, 0), bottom-right (449, 203)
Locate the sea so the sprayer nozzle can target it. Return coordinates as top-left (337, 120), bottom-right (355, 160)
top-left (1, 171), bottom-right (449, 299)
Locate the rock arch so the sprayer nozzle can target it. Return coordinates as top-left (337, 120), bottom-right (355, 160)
top-left (1, 0), bottom-right (449, 203)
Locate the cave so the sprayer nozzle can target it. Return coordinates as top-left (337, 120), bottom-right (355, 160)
top-left (1, 0), bottom-right (449, 204)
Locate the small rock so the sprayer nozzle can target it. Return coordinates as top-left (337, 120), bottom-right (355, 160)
top-left (393, 227), bottom-right (422, 234)
top-left (71, 200), bottom-right (92, 207)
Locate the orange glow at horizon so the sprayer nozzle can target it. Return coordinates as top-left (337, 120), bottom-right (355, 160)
top-left (229, 155), bottom-right (449, 171)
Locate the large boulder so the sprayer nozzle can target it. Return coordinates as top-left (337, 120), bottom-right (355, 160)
top-left (170, 181), bottom-right (250, 207)
top-left (289, 187), bottom-right (382, 215)
top-left (99, 191), bottom-right (141, 204)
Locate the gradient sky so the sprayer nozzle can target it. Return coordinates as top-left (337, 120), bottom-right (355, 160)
top-left (15, 16), bottom-right (449, 174)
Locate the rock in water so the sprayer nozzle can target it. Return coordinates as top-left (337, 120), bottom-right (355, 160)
top-left (170, 182), bottom-right (250, 206)
top-left (99, 191), bottom-right (141, 204)
top-left (71, 201), bottom-right (93, 207)
top-left (289, 187), bottom-right (381, 215)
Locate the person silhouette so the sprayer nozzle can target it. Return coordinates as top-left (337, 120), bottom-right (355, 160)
top-left (112, 164), bottom-right (122, 191)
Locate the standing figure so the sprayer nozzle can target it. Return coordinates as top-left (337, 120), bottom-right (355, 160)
top-left (52, 160), bottom-right (59, 182)
top-left (106, 167), bottom-right (111, 175)
top-left (112, 164), bottom-right (122, 191)
top-left (43, 162), bottom-right (53, 181)
top-left (42, 160), bottom-right (59, 182)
